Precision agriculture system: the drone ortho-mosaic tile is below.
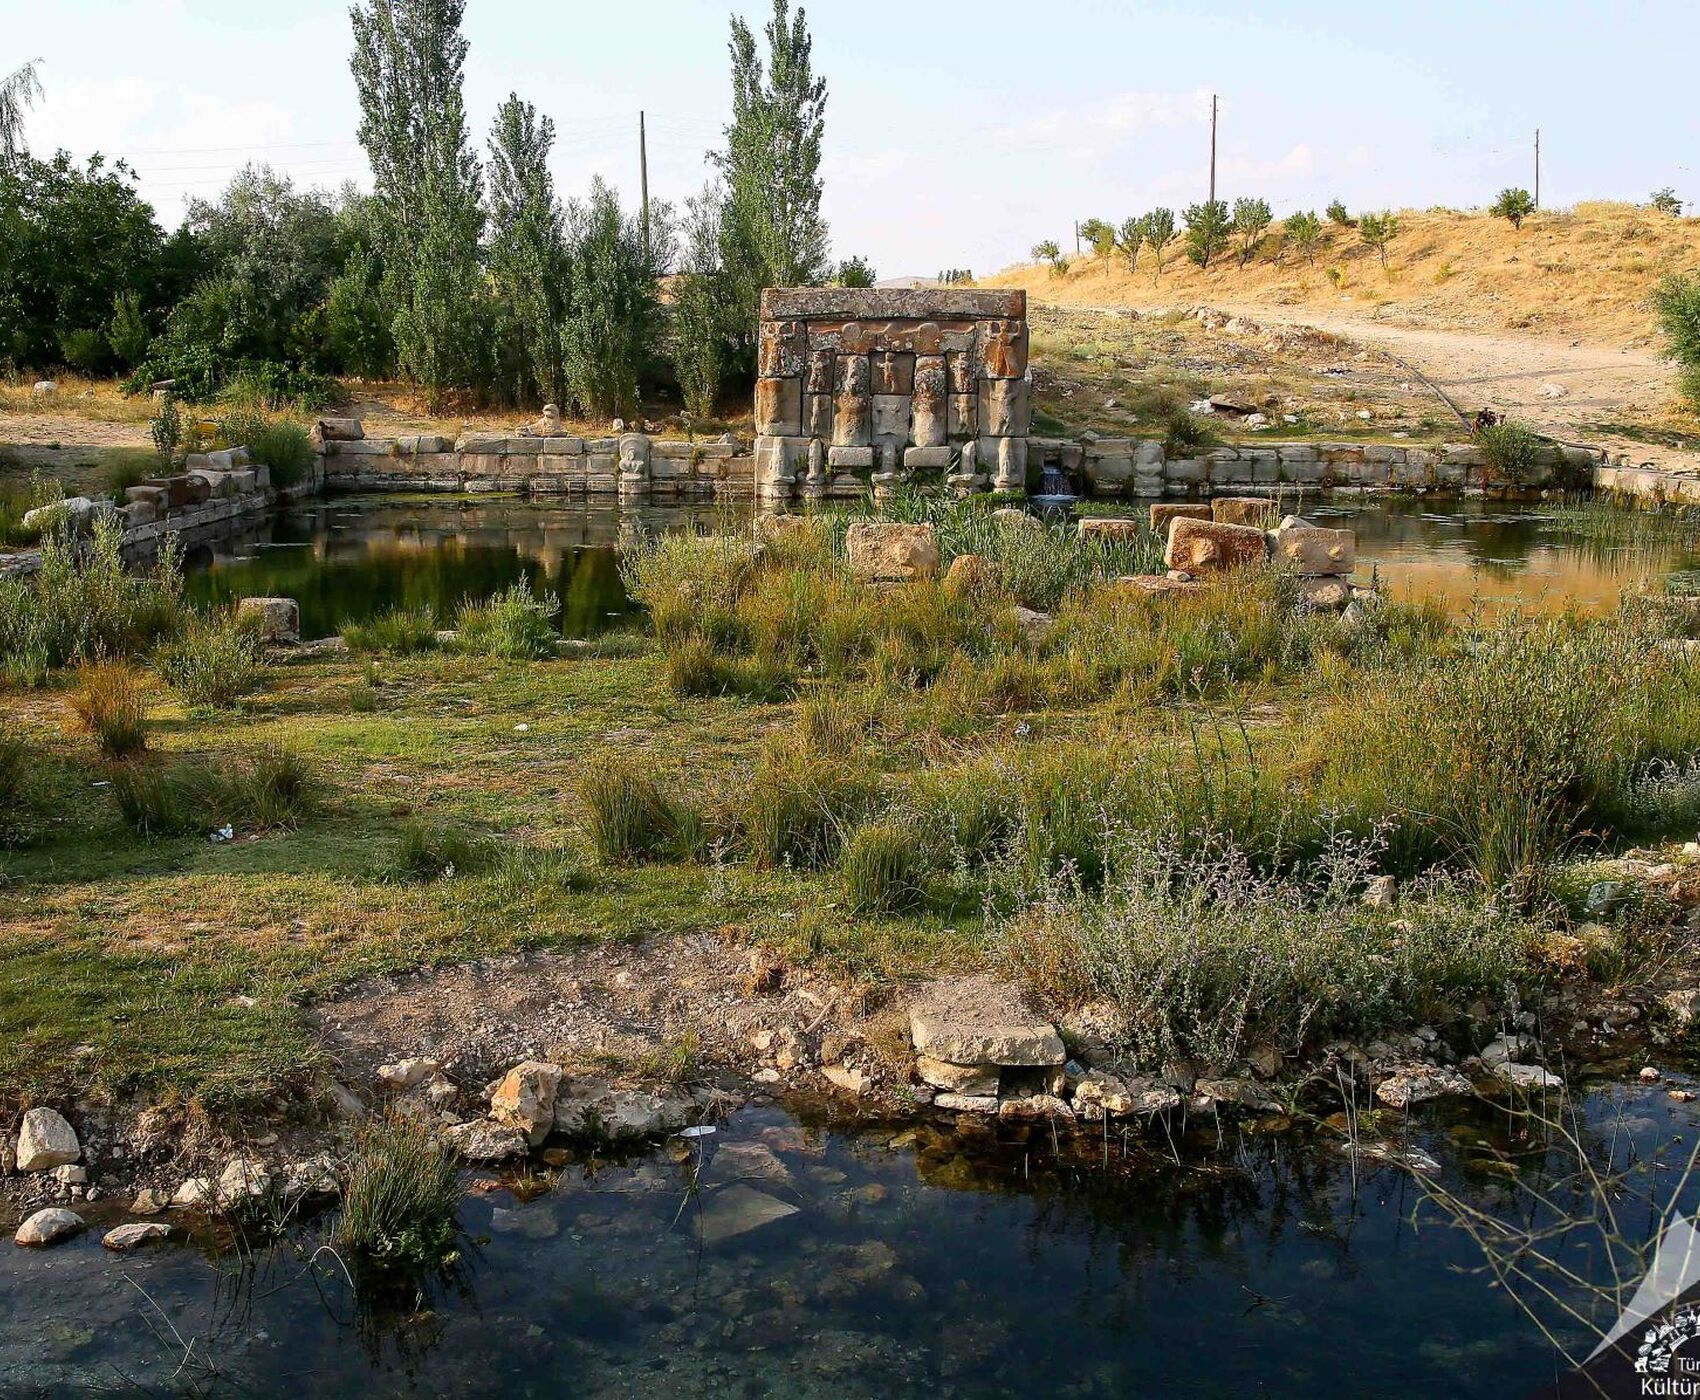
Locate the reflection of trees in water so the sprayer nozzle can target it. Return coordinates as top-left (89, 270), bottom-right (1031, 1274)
top-left (178, 499), bottom-right (739, 639)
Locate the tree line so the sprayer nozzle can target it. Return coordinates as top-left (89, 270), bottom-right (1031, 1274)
top-left (0, 0), bottom-right (860, 419)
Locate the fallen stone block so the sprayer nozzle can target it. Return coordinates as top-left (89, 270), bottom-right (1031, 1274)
top-left (846, 521), bottom-right (939, 582)
top-left (315, 417), bottom-right (365, 442)
top-left (236, 597), bottom-right (300, 645)
top-left (1272, 524), bottom-right (1355, 576)
top-left (1165, 517), bottom-right (1269, 574)
top-left (1077, 517), bottom-right (1144, 543)
top-left (1150, 503), bottom-right (1212, 533)
top-left (1210, 496), bottom-right (1278, 527)
top-left (16, 1108), bottom-right (80, 1172)
top-left (909, 975), bottom-right (1065, 1066)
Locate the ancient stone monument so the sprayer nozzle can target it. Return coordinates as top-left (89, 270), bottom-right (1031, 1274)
top-left (752, 287), bottom-right (1030, 501)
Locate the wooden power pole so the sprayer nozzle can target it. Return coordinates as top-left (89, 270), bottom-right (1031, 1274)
top-left (639, 110), bottom-right (651, 262)
top-left (1534, 127), bottom-right (1541, 210)
top-left (1209, 94), bottom-right (1218, 204)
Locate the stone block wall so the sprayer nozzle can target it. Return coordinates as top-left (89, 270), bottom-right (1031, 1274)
top-left (752, 288), bottom-right (1031, 501)
top-left (318, 431), bottom-right (750, 497)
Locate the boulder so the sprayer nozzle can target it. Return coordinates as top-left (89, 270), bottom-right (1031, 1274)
top-left (1071, 1069), bottom-right (1136, 1115)
top-left (443, 1119), bottom-right (530, 1162)
top-left (1164, 517), bottom-right (1268, 574)
top-left (933, 1093), bottom-right (999, 1113)
top-left (1077, 517), bottom-right (1144, 543)
top-left (1272, 523), bottom-right (1355, 576)
top-left (1210, 496), bottom-right (1278, 527)
top-left (489, 1061), bottom-right (562, 1145)
top-left (236, 596), bottom-right (300, 645)
top-left (375, 1058), bottom-right (441, 1092)
top-left (103, 1222), bottom-right (172, 1252)
top-left (1375, 1066), bottom-right (1471, 1110)
top-left (315, 418), bottom-right (365, 442)
top-left (821, 1063), bottom-right (870, 1097)
top-left (909, 975), bottom-right (1065, 1067)
top-left (14, 1208), bottom-right (84, 1248)
top-left (1298, 577), bottom-right (1353, 610)
top-left (22, 497), bottom-right (116, 539)
top-left (943, 553), bottom-right (997, 594)
top-left (170, 1178), bottom-right (214, 1209)
top-left (216, 1157), bottom-right (272, 1208)
top-left (1150, 503), bottom-right (1212, 533)
top-left (1114, 573), bottom-right (1207, 598)
top-left (1496, 1062), bottom-right (1564, 1091)
top-left (845, 522), bottom-right (939, 582)
top-left (16, 1108), bottom-right (80, 1172)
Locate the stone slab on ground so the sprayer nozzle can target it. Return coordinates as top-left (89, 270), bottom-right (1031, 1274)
top-left (909, 975), bottom-right (1065, 1067)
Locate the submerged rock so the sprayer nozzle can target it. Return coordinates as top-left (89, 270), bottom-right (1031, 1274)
top-left (1496, 1062), bottom-right (1564, 1091)
top-left (1375, 1067), bottom-right (1471, 1110)
top-left (103, 1222), bottom-right (171, 1252)
top-left (444, 1119), bottom-right (529, 1162)
top-left (14, 1208), bottom-right (84, 1248)
top-left (695, 1184), bottom-right (800, 1245)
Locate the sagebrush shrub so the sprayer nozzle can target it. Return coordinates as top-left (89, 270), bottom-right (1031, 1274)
top-left (156, 612), bottom-right (265, 708)
top-left (455, 581), bottom-right (559, 660)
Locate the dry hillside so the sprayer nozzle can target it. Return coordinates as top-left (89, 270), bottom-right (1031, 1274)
top-left (984, 203), bottom-right (1700, 351)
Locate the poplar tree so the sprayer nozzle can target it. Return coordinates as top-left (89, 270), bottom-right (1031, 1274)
top-left (488, 94), bottom-right (568, 407)
top-left (714, 0), bottom-right (829, 370)
top-left (349, 0), bottom-right (486, 406)
top-left (0, 60), bottom-right (41, 166)
top-left (561, 177), bottom-right (662, 421)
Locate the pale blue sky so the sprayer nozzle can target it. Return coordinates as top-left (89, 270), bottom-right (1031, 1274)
top-left (6, 0), bottom-right (1697, 277)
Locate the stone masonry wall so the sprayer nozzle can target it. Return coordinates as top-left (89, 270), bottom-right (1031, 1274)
top-left (751, 287), bottom-right (1031, 501)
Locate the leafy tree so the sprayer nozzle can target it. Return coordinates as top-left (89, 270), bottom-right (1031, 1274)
top-left (1490, 187), bottom-right (1535, 229)
top-left (1284, 210), bottom-right (1323, 266)
top-left (0, 60), bottom-right (41, 166)
top-left (1358, 210), bottom-right (1399, 270)
top-left (350, 0), bottom-right (488, 407)
top-left (1652, 272), bottom-right (1700, 409)
top-left (1326, 199), bottom-right (1354, 228)
top-left (1116, 217), bottom-right (1143, 273)
top-left (108, 291), bottom-right (150, 368)
top-left (560, 177), bottom-right (662, 421)
top-left (487, 94), bottom-right (569, 407)
top-left (1140, 208), bottom-right (1176, 282)
top-left (836, 254), bottom-right (875, 287)
top-left (324, 244), bottom-right (395, 380)
top-left (1650, 188), bottom-right (1684, 217)
top-left (0, 153), bottom-right (165, 370)
top-left (1079, 218), bottom-right (1117, 274)
top-left (672, 180), bottom-right (736, 421)
top-left (712, 0), bottom-right (829, 375)
top-left (1183, 199), bottom-right (1230, 269)
top-left (1031, 239), bottom-right (1063, 269)
top-left (1231, 197), bottom-right (1272, 267)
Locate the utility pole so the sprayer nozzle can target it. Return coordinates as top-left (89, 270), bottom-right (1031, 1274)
top-left (639, 110), bottom-right (651, 263)
top-left (1208, 93), bottom-right (1218, 205)
top-left (1534, 127), bottom-right (1541, 210)
top-left (1073, 220), bottom-right (1081, 255)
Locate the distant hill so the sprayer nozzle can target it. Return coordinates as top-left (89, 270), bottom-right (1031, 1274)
top-left (980, 203), bottom-right (1700, 350)
top-left (873, 276), bottom-right (938, 290)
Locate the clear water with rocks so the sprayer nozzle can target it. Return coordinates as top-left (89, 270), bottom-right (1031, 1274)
top-left (3, 1080), bottom-right (1693, 1397)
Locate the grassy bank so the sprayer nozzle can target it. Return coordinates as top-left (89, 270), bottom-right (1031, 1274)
top-left (2, 500), bottom-right (1698, 1115)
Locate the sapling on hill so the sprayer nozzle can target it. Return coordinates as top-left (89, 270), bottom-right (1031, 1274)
top-left (1285, 210), bottom-right (1323, 265)
top-left (1358, 210), bottom-right (1399, 270)
top-left (1326, 199), bottom-right (1354, 227)
top-left (1116, 217), bottom-right (1143, 274)
top-left (1140, 208), bottom-right (1176, 282)
top-left (1183, 199), bottom-right (1230, 269)
top-left (1079, 218), bottom-right (1117, 276)
top-left (1232, 197), bottom-right (1272, 266)
top-left (1490, 187), bottom-right (1536, 229)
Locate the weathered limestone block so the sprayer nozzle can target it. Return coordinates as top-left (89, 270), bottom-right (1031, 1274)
top-left (1115, 573), bottom-right (1207, 598)
top-left (754, 377), bottom-right (802, 437)
top-left (870, 350), bottom-right (915, 396)
top-left (975, 319), bottom-right (1029, 378)
top-left (23, 497), bottom-right (116, 538)
top-left (758, 319), bottom-right (805, 378)
top-left (1165, 517), bottom-right (1269, 574)
top-left (1078, 517), bottom-right (1145, 543)
top-left (871, 394), bottom-right (911, 443)
top-left (804, 392), bottom-right (833, 438)
top-left (395, 433), bottom-right (453, 455)
top-left (946, 352), bottom-right (974, 396)
top-left (827, 445), bottom-right (874, 470)
top-left (911, 355), bottom-right (947, 448)
top-left (990, 435), bottom-right (1027, 492)
top-left (978, 378), bottom-right (1030, 438)
top-left (805, 348), bottom-right (835, 395)
top-left (902, 445), bottom-right (954, 470)
top-left (909, 975), bottom-right (1065, 1066)
top-left (1298, 577), bottom-right (1353, 609)
top-left (832, 355), bottom-right (871, 446)
top-left (1165, 458), bottom-right (1207, 484)
top-left (236, 596), bottom-right (300, 644)
top-left (1211, 496), bottom-right (1278, 527)
top-left (915, 1057), bottom-right (1000, 1096)
top-left (948, 393), bottom-right (977, 440)
top-left (1151, 502), bottom-right (1212, 532)
top-left (1273, 524), bottom-right (1356, 576)
top-left (755, 435), bottom-right (807, 491)
top-left (315, 417), bottom-right (364, 441)
top-left (1085, 453), bottom-right (1135, 492)
top-left (845, 521), bottom-right (939, 582)
top-left (457, 432), bottom-right (507, 454)
top-left (489, 1061), bottom-right (562, 1146)
top-left (762, 287), bottom-right (1024, 321)
top-left (17, 1108), bottom-right (80, 1172)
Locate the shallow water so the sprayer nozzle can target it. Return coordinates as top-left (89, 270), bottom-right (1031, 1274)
top-left (3, 1083), bottom-right (1695, 1398)
top-left (175, 494), bottom-right (1700, 636)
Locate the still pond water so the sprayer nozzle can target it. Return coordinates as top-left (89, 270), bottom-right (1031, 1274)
top-left (175, 494), bottom-right (1700, 639)
top-left (1, 1083), bottom-right (1692, 1397)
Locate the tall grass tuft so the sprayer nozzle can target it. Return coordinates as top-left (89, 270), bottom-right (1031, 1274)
top-left (112, 748), bottom-right (319, 838)
top-left (334, 1115), bottom-right (460, 1271)
top-left (455, 581), bottom-right (559, 660)
top-left (578, 756), bottom-right (703, 862)
top-left (0, 471), bottom-right (63, 547)
top-left (156, 611), bottom-right (265, 709)
top-left (68, 661), bottom-right (149, 758)
top-left (391, 819), bottom-right (498, 880)
top-left (733, 739), bottom-right (880, 869)
top-left (341, 606), bottom-right (438, 655)
top-left (841, 821), bottom-right (926, 913)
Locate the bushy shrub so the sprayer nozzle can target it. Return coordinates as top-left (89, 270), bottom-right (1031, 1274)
top-left (334, 1115), bottom-right (460, 1271)
top-left (68, 661), bottom-right (149, 758)
top-left (841, 821), bottom-right (926, 913)
top-left (455, 581), bottom-right (559, 660)
top-left (156, 611), bottom-right (265, 708)
top-left (248, 419), bottom-right (315, 487)
top-left (578, 756), bottom-right (702, 862)
top-left (1163, 409), bottom-right (1217, 458)
top-left (663, 637), bottom-right (794, 701)
top-left (619, 532), bottom-right (761, 645)
top-left (1490, 188), bottom-right (1536, 229)
top-left (342, 606), bottom-right (438, 655)
top-left (1475, 419), bottom-right (1544, 485)
top-left (1326, 200), bottom-right (1354, 227)
top-left (0, 472), bottom-right (64, 547)
top-left (1652, 272), bottom-right (1700, 410)
top-left (0, 518), bottom-right (184, 674)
